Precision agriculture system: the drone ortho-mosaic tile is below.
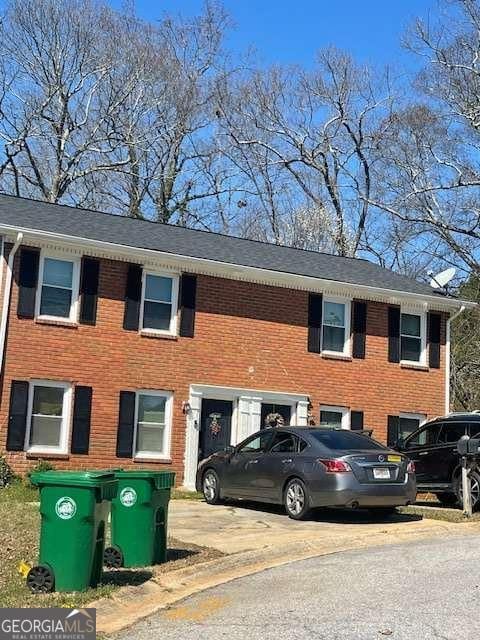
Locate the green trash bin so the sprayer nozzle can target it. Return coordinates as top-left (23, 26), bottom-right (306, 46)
top-left (104, 470), bottom-right (175, 569)
top-left (28, 471), bottom-right (117, 593)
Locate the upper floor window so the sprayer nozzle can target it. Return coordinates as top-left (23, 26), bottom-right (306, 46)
top-left (400, 311), bottom-right (426, 364)
top-left (134, 390), bottom-right (173, 459)
top-left (140, 272), bottom-right (179, 335)
top-left (322, 298), bottom-right (351, 355)
top-left (37, 255), bottom-right (80, 321)
top-left (26, 380), bottom-right (71, 454)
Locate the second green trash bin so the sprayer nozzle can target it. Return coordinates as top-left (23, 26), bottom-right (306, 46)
top-left (104, 470), bottom-right (175, 568)
top-left (28, 471), bottom-right (118, 593)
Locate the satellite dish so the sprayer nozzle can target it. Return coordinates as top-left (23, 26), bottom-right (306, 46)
top-left (429, 267), bottom-right (456, 289)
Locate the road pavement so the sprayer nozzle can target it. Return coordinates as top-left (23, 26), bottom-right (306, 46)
top-left (118, 534), bottom-right (480, 640)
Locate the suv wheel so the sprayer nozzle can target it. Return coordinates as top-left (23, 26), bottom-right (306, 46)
top-left (453, 469), bottom-right (480, 510)
top-left (284, 478), bottom-right (310, 520)
top-left (202, 469), bottom-right (221, 505)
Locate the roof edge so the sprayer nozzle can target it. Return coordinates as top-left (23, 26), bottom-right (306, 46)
top-left (0, 222), bottom-right (474, 311)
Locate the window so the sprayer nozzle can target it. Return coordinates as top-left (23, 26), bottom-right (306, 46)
top-left (438, 422), bottom-right (468, 444)
top-left (322, 298), bottom-right (350, 355)
top-left (134, 391), bottom-right (173, 459)
top-left (399, 413), bottom-right (425, 441)
top-left (269, 432), bottom-right (298, 453)
top-left (406, 423), bottom-right (440, 448)
top-left (37, 255), bottom-right (80, 321)
top-left (310, 429), bottom-right (384, 450)
top-left (237, 431), bottom-right (273, 454)
top-left (400, 311), bottom-right (426, 364)
top-left (140, 272), bottom-right (179, 334)
top-left (26, 381), bottom-right (71, 453)
top-left (320, 405), bottom-right (349, 429)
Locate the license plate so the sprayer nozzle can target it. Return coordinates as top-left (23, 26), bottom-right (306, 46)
top-left (388, 455), bottom-right (401, 463)
top-left (373, 468), bottom-right (390, 479)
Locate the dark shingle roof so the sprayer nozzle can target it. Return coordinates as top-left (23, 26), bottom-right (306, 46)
top-left (0, 194), bottom-right (442, 297)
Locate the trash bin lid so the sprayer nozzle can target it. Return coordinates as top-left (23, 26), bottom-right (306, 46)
top-left (30, 470), bottom-right (116, 488)
top-left (111, 470), bottom-right (175, 489)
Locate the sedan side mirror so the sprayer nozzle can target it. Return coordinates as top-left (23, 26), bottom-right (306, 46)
top-left (396, 437), bottom-right (406, 450)
top-left (224, 445), bottom-right (236, 455)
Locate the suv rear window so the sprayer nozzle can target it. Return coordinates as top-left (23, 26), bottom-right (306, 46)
top-left (309, 430), bottom-right (384, 450)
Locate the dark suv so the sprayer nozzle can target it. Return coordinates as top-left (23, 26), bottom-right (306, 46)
top-left (395, 412), bottom-right (480, 507)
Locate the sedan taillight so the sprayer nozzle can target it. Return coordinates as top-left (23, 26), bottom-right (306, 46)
top-left (317, 459), bottom-right (352, 473)
top-left (407, 460), bottom-right (415, 474)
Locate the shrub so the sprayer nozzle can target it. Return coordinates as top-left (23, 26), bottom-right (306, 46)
top-left (27, 460), bottom-right (56, 486)
top-left (0, 455), bottom-right (15, 488)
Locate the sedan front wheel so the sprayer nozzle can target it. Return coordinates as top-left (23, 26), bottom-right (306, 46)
top-left (284, 478), bottom-right (310, 520)
top-left (202, 469), bottom-right (221, 505)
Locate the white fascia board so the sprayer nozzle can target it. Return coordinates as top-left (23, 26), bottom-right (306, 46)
top-left (0, 223), bottom-right (474, 313)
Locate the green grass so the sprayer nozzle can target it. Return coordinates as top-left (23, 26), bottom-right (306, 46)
top-left (0, 479), bottom-right (38, 503)
top-left (399, 504), bottom-right (480, 523)
top-left (171, 489), bottom-right (203, 500)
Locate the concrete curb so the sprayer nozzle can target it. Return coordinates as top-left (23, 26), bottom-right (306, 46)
top-left (94, 520), bottom-right (477, 635)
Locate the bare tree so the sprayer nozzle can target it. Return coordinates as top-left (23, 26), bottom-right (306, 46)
top-left (0, 0), bottom-right (237, 227)
top-left (369, 0), bottom-right (480, 275)
top-left (217, 49), bottom-right (394, 256)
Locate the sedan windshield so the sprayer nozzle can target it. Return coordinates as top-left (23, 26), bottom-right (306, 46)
top-left (309, 430), bottom-right (385, 451)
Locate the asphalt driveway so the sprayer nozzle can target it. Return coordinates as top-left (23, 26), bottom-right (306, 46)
top-left (118, 534), bottom-right (480, 640)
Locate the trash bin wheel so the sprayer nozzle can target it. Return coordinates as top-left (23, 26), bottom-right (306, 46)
top-left (27, 565), bottom-right (54, 593)
top-left (104, 546), bottom-right (123, 568)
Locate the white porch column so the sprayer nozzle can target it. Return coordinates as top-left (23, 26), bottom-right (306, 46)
top-left (296, 400), bottom-right (310, 426)
top-left (183, 389), bottom-right (202, 490)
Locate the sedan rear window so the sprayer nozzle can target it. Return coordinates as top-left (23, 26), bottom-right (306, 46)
top-left (310, 430), bottom-right (384, 450)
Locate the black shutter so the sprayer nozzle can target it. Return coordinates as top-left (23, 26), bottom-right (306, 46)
top-left (388, 306), bottom-right (401, 363)
top-left (17, 248), bottom-right (40, 318)
top-left (352, 301), bottom-right (367, 359)
top-left (428, 312), bottom-right (441, 369)
top-left (351, 411), bottom-right (364, 431)
top-left (116, 390), bottom-right (136, 458)
top-left (387, 415), bottom-right (400, 447)
top-left (71, 386), bottom-right (93, 455)
top-left (123, 264), bottom-right (142, 331)
top-left (6, 380), bottom-right (29, 451)
top-left (179, 273), bottom-right (197, 338)
top-left (79, 257), bottom-right (100, 325)
top-left (307, 293), bottom-right (323, 353)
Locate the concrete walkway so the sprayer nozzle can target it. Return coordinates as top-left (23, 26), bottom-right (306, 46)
top-left (96, 500), bottom-right (480, 635)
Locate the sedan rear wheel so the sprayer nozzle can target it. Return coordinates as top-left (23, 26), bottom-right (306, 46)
top-left (202, 469), bottom-right (221, 505)
top-left (284, 478), bottom-right (310, 520)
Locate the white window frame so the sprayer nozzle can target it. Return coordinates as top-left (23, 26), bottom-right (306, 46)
top-left (25, 380), bottom-right (72, 455)
top-left (133, 389), bottom-right (173, 460)
top-left (139, 270), bottom-right (179, 336)
top-left (36, 251), bottom-right (81, 323)
top-left (399, 413), bottom-right (426, 432)
top-left (321, 296), bottom-right (351, 356)
top-left (320, 405), bottom-right (350, 430)
top-left (400, 308), bottom-right (427, 366)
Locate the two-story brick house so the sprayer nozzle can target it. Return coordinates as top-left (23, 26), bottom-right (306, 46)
top-left (0, 194), bottom-right (471, 488)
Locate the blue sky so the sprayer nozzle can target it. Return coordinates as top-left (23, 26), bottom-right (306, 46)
top-left (115, 0), bottom-right (438, 68)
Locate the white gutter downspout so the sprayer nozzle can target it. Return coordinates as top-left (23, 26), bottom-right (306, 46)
top-left (445, 304), bottom-right (466, 414)
top-left (0, 232), bottom-right (23, 375)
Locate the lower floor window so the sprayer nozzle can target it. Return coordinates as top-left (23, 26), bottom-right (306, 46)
top-left (320, 405), bottom-right (349, 429)
top-left (399, 413), bottom-right (425, 440)
top-left (135, 391), bottom-right (172, 458)
top-left (27, 381), bottom-right (70, 452)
